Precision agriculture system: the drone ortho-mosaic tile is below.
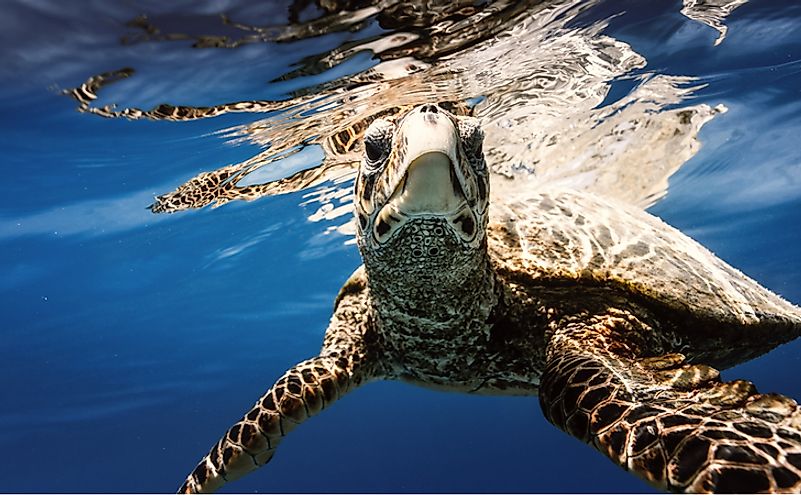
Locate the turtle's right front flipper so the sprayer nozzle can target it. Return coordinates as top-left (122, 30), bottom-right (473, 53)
top-left (178, 352), bottom-right (375, 493)
top-left (179, 271), bottom-right (380, 493)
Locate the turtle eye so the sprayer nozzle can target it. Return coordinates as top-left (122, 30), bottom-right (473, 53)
top-left (364, 139), bottom-right (384, 162)
top-left (362, 118), bottom-right (395, 170)
top-left (365, 138), bottom-right (384, 163)
top-left (457, 116), bottom-right (486, 172)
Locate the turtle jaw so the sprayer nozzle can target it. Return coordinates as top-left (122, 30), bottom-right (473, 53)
top-left (369, 107), bottom-right (479, 245)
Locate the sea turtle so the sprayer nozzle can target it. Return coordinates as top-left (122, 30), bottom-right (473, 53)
top-left (178, 104), bottom-right (801, 493)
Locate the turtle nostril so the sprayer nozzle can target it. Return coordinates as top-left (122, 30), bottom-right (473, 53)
top-left (420, 104), bottom-right (438, 114)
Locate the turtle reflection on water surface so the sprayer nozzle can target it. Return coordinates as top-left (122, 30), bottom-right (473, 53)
top-left (180, 105), bottom-right (801, 494)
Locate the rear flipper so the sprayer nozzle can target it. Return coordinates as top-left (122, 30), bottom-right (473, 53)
top-left (179, 352), bottom-right (375, 493)
top-left (540, 309), bottom-right (801, 493)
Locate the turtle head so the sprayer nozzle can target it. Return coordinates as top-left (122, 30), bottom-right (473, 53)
top-left (354, 104), bottom-right (489, 273)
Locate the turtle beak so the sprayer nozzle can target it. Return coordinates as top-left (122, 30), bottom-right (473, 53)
top-left (389, 106), bottom-right (464, 215)
top-left (402, 105), bottom-right (460, 171)
top-left (371, 105), bottom-right (477, 243)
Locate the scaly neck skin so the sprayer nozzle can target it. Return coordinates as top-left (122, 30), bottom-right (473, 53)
top-left (359, 223), bottom-right (499, 379)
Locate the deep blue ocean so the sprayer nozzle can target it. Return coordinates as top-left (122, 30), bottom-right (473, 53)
top-left (1, 0), bottom-right (800, 492)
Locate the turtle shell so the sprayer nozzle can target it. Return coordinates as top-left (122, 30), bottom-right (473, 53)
top-left (489, 188), bottom-right (801, 330)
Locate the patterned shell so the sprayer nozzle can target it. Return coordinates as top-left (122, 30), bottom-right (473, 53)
top-left (490, 188), bottom-right (801, 329)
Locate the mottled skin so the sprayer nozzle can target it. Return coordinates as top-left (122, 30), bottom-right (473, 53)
top-left (179, 105), bottom-right (801, 493)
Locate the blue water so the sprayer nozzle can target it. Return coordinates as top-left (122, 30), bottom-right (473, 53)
top-left (1, 0), bottom-right (801, 492)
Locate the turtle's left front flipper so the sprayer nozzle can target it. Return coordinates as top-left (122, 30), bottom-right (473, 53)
top-left (539, 309), bottom-right (801, 493)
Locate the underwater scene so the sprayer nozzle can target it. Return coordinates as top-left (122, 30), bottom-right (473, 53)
top-left (1, 0), bottom-right (801, 492)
